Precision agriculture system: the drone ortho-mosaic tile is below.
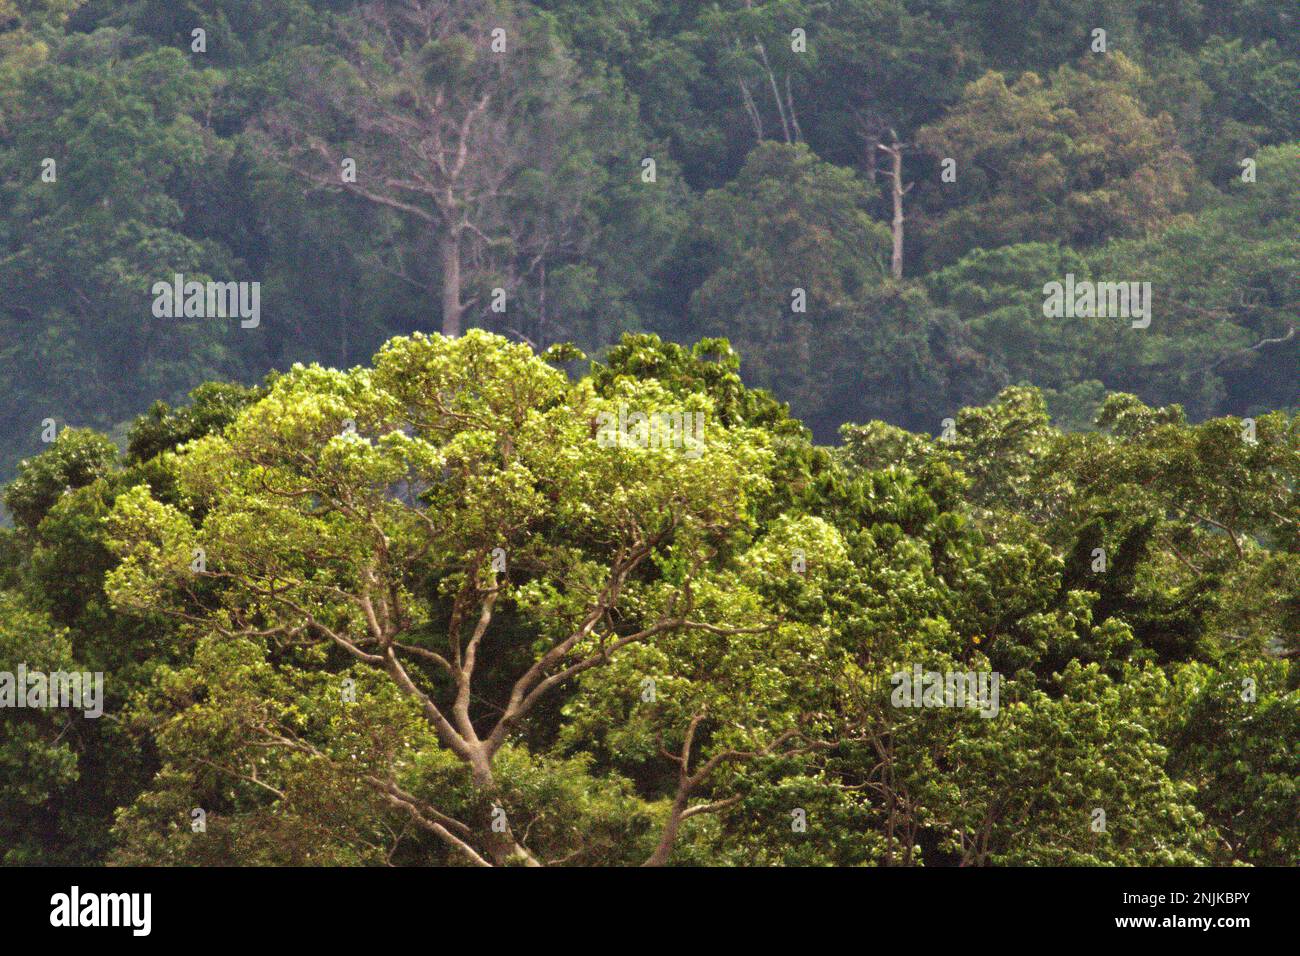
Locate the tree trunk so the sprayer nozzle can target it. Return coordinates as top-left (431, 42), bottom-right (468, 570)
top-left (888, 144), bottom-right (905, 280)
top-left (644, 788), bottom-right (691, 867)
top-left (469, 756), bottom-right (541, 867)
top-left (439, 228), bottom-right (463, 338)
top-left (877, 136), bottom-right (908, 281)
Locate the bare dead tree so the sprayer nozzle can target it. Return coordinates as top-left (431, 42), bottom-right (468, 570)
top-left (255, 0), bottom-right (586, 338)
top-left (754, 35), bottom-right (792, 143)
top-left (785, 73), bottom-right (804, 143)
top-left (736, 0), bottom-right (800, 144)
top-left (876, 130), bottom-right (913, 280)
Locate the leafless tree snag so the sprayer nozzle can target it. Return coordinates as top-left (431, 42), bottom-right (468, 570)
top-left (256, 0), bottom-right (591, 339)
top-left (876, 131), bottom-right (913, 280)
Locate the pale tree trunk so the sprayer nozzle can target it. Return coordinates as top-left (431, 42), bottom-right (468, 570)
top-left (877, 134), bottom-right (911, 281)
top-left (439, 227), bottom-right (463, 338)
top-left (889, 148), bottom-right (904, 281)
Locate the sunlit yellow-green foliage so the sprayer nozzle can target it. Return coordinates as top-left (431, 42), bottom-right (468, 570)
top-left (1, 331), bottom-right (1277, 865)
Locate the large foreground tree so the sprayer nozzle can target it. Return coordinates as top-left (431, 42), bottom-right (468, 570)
top-left (103, 331), bottom-right (819, 865)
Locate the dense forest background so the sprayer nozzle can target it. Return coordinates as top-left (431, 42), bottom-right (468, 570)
top-left (1, 0), bottom-right (1296, 477)
top-left (0, 1), bottom-right (1296, 867)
